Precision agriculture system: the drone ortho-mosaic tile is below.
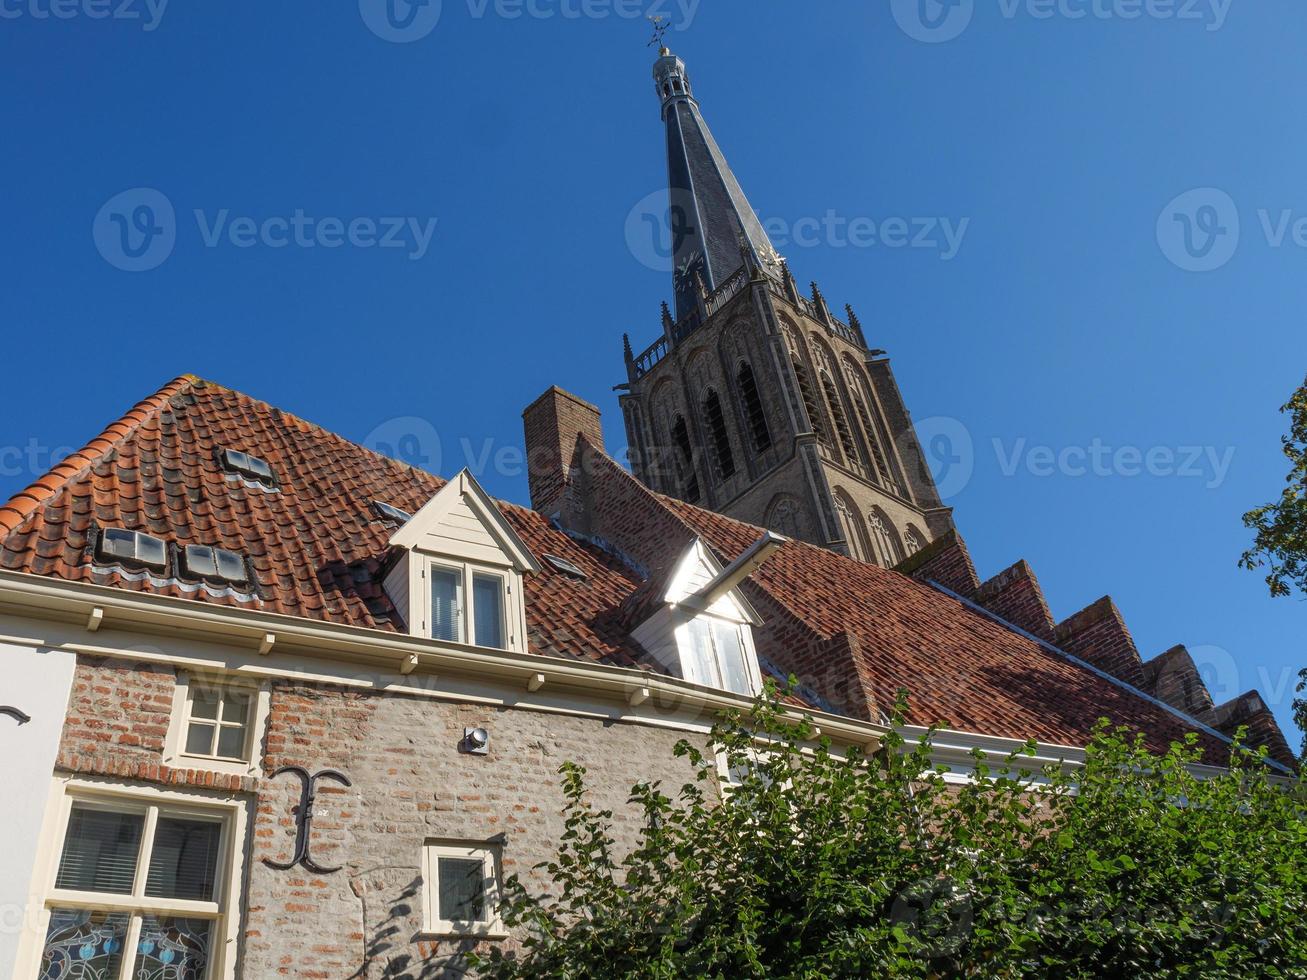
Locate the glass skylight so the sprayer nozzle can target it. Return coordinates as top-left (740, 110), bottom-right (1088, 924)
top-left (97, 528), bottom-right (168, 571)
top-left (373, 500), bottom-right (413, 524)
top-left (543, 554), bottom-right (587, 579)
top-left (181, 545), bottom-right (250, 586)
top-left (218, 449), bottom-right (275, 483)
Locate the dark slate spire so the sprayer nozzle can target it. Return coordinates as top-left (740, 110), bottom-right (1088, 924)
top-left (654, 47), bottom-right (783, 321)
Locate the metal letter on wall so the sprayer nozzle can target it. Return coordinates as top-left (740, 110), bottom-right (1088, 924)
top-left (263, 766), bottom-right (352, 875)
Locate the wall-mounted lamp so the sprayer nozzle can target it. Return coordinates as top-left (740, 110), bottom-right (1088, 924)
top-left (461, 727), bottom-right (490, 755)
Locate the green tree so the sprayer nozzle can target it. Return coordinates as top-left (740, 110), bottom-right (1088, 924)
top-left (1241, 375), bottom-right (1307, 599)
top-left (470, 685), bottom-right (1306, 979)
top-left (1241, 374), bottom-right (1307, 759)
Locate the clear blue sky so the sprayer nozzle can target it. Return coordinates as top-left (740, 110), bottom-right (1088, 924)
top-left (1, 1), bottom-right (1303, 740)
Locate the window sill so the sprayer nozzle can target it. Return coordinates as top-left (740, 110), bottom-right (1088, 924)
top-left (419, 926), bottom-right (510, 941)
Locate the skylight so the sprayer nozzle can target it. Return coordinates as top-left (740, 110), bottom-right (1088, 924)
top-left (181, 544), bottom-right (250, 586)
top-left (218, 448), bottom-right (275, 483)
top-left (97, 528), bottom-right (168, 571)
top-left (373, 500), bottom-right (413, 524)
top-left (543, 554), bottom-right (587, 579)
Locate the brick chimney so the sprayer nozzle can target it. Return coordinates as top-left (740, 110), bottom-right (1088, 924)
top-left (523, 386), bottom-right (604, 517)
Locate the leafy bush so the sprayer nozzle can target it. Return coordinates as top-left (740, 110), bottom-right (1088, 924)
top-left (471, 685), bottom-right (1306, 978)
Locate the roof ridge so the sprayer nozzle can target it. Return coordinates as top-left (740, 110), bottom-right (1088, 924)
top-left (0, 374), bottom-right (199, 539)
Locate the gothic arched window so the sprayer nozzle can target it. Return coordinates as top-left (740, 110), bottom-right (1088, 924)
top-left (736, 363), bottom-right (771, 453)
top-left (868, 511), bottom-right (903, 568)
top-left (702, 390), bottom-right (736, 479)
top-left (765, 495), bottom-right (806, 540)
top-left (820, 370), bottom-right (861, 468)
top-left (834, 494), bottom-right (869, 563)
top-left (671, 415), bottom-right (700, 504)
top-left (904, 525), bottom-right (924, 558)
top-left (843, 356), bottom-right (902, 495)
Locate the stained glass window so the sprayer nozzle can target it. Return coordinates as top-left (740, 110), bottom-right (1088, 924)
top-left (42, 797), bottom-right (227, 980)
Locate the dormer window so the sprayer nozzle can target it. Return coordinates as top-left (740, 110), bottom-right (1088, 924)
top-left (96, 527), bottom-right (168, 572)
top-left (382, 470), bottom-right (540, 653)
top-left (630, 534), bottom-right (784, 698)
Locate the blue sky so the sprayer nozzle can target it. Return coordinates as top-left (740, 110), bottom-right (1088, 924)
top-left (1, 0), bottom-right (1303, 741)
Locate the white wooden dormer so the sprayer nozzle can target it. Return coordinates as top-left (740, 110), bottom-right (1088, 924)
top-left (383, 469), bottom-right (541, 652)
top-left (631, 534), bottom-right (784, 697)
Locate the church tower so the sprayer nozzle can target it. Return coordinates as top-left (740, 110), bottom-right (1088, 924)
top-left (619, 48), bottom-right (955, 566)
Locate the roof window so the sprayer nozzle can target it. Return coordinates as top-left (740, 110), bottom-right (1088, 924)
top-left (96, 528), bottom-right (168, 571)
top-left (218, 448), bottom-right (276, 483)
top-left (543, 554), bottom-right (587, 579)
top-left (181, 544), bottom-right (251, 586)
top-left (373, 500), bottom-right (413, 524)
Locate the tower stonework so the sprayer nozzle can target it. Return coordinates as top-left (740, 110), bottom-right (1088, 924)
top-left (619, 49), bottom-right (954, 566)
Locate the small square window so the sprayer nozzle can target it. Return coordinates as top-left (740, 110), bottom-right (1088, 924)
top-left (181, 684), bottom-right (252, 763)
top-left (422, 841), bottom-right (504, 938)
top-left (679, 618), bottom-right (757, 696)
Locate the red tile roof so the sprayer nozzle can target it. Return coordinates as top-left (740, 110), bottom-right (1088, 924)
top-left (0, 377), bottom-right (646, 668)
top-left (0, 377), bottom-right (1273, 762)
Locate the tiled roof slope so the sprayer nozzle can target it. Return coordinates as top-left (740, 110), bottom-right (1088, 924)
top-left (0, 377), bottom-right (646, 668)
top-left (563, 439), bottom-right (1256, 762)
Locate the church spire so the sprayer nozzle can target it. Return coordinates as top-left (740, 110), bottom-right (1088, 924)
top-left (654, 48), bottom-right (782, 321)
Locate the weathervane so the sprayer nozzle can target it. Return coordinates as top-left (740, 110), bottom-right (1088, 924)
top-left (647, 15), bottom-right (669, 49)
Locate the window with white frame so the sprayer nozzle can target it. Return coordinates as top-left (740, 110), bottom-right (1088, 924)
top-left (421, 840), bottom-right (505, 938)
top-left (429, 562), bottom-right (507, 649)
top-left (181, 682), bottom-right (254, 763)
top-left (680, 617), bottom-right (756, 696)
top-left (38, 796), bottom-right (231, 980)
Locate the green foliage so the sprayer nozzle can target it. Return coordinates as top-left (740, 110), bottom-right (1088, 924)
top-left (1241, 375), bottom-right (1307, 600)
top-left (470, 684), bottom-right (1307, 979)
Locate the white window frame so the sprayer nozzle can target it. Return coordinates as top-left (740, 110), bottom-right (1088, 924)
top-left (164, 673), bottom-right (270, 779)
top-left (16, 776), bottom-right (248, 980)
top-left (421, 559), bottom-right (518, 652)
top-left (674, 613), bottom-right (764, 698)
top-left (420, 839), bottom-right (507, 939)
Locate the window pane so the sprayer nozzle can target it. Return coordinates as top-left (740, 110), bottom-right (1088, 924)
top-left (55, 806), bottom-right (144, 894)
top-left (682, 620), bottom-right (718, 687)
top-left (145, 817), bottom-right (222, 902)
top-left (41, 908), bottom-right (129, 979)
top-left (472, 574), bottom-right (503, 648)
top-left (220, 692), bottom-right (250, 724)
top-left (189, 690), bottom-right (220, 721)
top-left (430, 568), bottom-right (462, 642)
top-left (136, 915), bottom-right (212, 979)
top-left (215, 725), bottom-right (247, 760)
top-left (184, 722), bottom-right (216, 756)
top-left (438, 856), bottom-right (487, 923)
top-left (712, 621), bottom-right (752, 695)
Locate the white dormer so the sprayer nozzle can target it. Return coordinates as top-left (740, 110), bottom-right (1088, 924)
top-left (383, 470), bottom-right (541, 652)
top-left (631, 534), bottom-right (784, 697)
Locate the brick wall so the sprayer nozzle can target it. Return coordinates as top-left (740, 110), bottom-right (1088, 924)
top-left (1053, 597), bottom-right (1146, 690)
top-left (973, 561), bottom-right (1055, 641)
top-left (522, 386), bottom-right (604, 517)
top-left (244, 682), bottom-right (705, 978)
top-left (55, 655), bottom-right (253, 793)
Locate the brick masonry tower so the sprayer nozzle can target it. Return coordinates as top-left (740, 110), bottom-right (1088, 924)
top-left (618, 47), bottom-right (954, 565)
